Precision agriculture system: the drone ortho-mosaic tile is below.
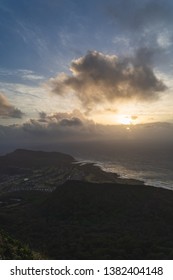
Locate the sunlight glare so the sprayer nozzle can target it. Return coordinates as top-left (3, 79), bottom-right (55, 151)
top-left (118, 115), bottom-right (132, 125)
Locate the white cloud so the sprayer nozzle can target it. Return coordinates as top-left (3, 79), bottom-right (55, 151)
top-left (157, 30), bottom-right (173, 49)
top-left (0, 68), bottom-right (45, 81)
top-left (18, 70), bottom-right (45, 81)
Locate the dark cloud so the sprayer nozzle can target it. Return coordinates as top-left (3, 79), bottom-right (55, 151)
top-left (39, 111), bottom-right (47, 119)
top-left (0, 93), bottom-right (24, 118)
top-left (20, 111), bottom-right (91, 140)
top-left (9, 108), bottom-right (24, 118)
top-left (133, 48), bottom-right (154, 66)
top-left (3, 111), bottom-right (97, 146)
top-left (107, 0), bottom-right (173, 59)
top-left (59, 117), bottom-right (83, 127)
top-left (38, 111), bottom-right (47, 122)
top-left (38, 110), bottom-right (87, 124)
top-left (48, 50), bottom-right (167, 109)
top-left (108, 0), bottom-right (173, 31)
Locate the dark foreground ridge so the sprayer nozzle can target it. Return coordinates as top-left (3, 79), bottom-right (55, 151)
top-left (0, 149), bottom-right (173, 259)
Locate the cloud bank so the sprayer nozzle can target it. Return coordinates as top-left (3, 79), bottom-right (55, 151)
top-left (48, 50), bottom-right (167, 110)
top-left (0, 93), bottom-right (24, 118)
top-left (1, 110), bottom-right (173, 169)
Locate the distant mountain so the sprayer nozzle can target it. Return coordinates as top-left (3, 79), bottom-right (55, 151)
top-left (0, 149), bottom-right (74, 171)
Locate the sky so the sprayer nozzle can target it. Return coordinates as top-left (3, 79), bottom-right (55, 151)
top-left (0, 0), bottom-right (173, 154)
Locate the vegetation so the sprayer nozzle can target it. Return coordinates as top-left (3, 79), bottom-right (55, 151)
top-left (0, 180), bottom-right (173, 259)
top-left (0, 149), bottom-right (173, 259)
top-left (0, 229), bottom-right (42, 259)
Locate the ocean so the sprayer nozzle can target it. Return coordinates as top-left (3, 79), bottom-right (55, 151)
top-left (76, 144), bottom-right (173, 191)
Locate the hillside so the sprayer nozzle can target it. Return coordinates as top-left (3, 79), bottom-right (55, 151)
top-left (0, 149), bottom-right (120, 192)
top-left (0, 229), bottom-right (42, 260)
top-left (0, 180), bottom-right (173, 259)
top-left (0, 149), bottom-right (74, 171)
top-left (0, 149), bottom-right (173, 259)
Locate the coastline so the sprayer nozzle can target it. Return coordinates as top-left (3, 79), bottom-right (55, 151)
top-left (75, 158), bottom-right (173, 191)
top-left (1, 150), bottom-right (173, 259)
top-left (75, 160), bottom-right (146, 186)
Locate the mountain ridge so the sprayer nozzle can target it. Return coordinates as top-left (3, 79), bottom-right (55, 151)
top-left (0, 149), bottom-right (75, 170)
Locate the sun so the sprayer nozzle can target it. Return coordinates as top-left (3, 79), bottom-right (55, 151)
top-left (118, 115), bottom-right (132, 125)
